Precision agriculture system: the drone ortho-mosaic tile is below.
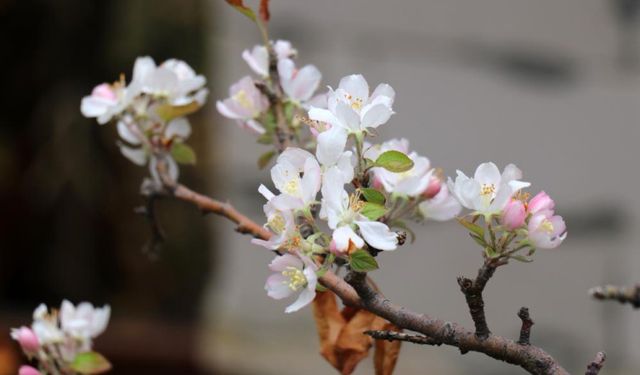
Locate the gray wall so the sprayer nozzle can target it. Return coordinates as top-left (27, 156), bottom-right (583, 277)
top-left (198, 1), bottom-right (640, 373)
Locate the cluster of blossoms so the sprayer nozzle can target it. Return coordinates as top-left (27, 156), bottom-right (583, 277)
top-left (449, 162), bottom-right (567, 261)
top-left (11, 301), bottom-right (111, 375)
top-left (81, 57), bottom-right (208, 183)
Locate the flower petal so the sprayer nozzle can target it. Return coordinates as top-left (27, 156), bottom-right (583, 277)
top-left (355, 221), bottom-right (398, 251)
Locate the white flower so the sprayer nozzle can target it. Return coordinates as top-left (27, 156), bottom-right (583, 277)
top-left (265, 253), bottom-right (317, 313)
top-left (80, 82), bottom-right (130, 124)
top-left (448, 162), bottom-right (530, 218)
top-left (528, 211), bottom-right (567, 249)
top-left (243, 40), bottom-right (297, 77)
top-left (277, 58), bottom-right (321, 103)
top-left (31, 304), bottom-right (63, 345)
top-left (216, 76), bottom-right (270, 134)
top-left (365, 139), bottom-right (433, 197)
top-left (309, 75), bottom-right (395, 167)
top-left (321, 168), bottom-right (397, 252)
top-left (252, 185), bottom-right (302, 251)
top-left (418, 184), bottom-right (462, 221)
top-left (131, 56), bottom-right (208, 106)
top-left (59, 300), bottom-right (111, 341)
top-left (269, 147), bottom-right (322, 209)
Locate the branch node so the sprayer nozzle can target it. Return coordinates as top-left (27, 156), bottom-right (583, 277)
top-left (517, 307), bottom-right (534, 345)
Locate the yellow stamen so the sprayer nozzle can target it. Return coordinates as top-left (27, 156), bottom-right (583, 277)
top-left (481, 184), bottom-right (496, 196)
top-left (282, 266), bottom-right (307, 291)
top-left (540, 219), bottom-right (554, 234)
top-left (232, 90), bottom-right (252, 109)
top-left (284, 179), bottom-right (301, 196)
top-left (267, 214), bottom-right (286, 234)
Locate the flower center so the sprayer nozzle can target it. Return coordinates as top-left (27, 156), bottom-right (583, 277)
top-left (481, 184), bottom-right (496, 197)
top-left (344, 93), bottom-right (363, 111)
top-left (232, 90), bottom-right (252, 109)
top-left (282, 266), bottom-right (307, 291)
top-left (267, 214), bottom-right (286, 234)
top-left (348, 193), bottom-right (365, 213)
top-left (284, 179), bottom-right (301, 197)
top-left (540, 219), bottom-right (554, 234)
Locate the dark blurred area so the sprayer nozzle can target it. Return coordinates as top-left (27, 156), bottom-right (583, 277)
top-left (0, 0), bottom-right (217, 373)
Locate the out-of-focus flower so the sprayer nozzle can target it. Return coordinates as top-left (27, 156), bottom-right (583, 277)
top-left (278, 58), bottom-right (321, 103)
top-left (80, 82), bottom-right (129, 124)
top-left (216, 76), bottom-right (270, 134)
top-left (18, 366), bottom-right (41, 375)
top-left (131, 56), bottom-right (208, 106)
top-left (242, 40), bottom-right (297, 77)
top-left (31, 304), bottom-right (63, 345)
top-left (309, 74), bottom-right (395, 166)
top-left (528, 211), bottom-right (567, 249)
top-left (10, 327), bottom-right (39, 354)
top-left (59, 300), bottom-right (111, 341)
top-left (448, 162), bottom-right (530, 218)
top-left (418, 184), bottom-right (462, 222)
top-left (265, 253), bottom-right (317, 313)
top-left (321, 167), bottom-right (397, 252)
top-left (501, 199), bottom-right (526, 230)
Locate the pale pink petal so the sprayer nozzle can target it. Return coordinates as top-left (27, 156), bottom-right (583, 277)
top-left (355, 221), bottom-right (398, 251)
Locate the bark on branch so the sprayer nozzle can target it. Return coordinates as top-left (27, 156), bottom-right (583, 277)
top-left (517, 307), bottom-right (534, 346)
top-left (364, 330), bottom-right (441, 346)
top-left (457, 261), bottom-right (499, 339)
top-left (589, 284), bottom-right (640, 308)
top-left (585, 352), bottom-right (606, 375)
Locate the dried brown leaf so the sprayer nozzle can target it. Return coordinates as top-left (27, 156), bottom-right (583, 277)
top-left (372, 318), bottom-right (403, 375)
top-left (335, 309), bottom-right (376, 374)
top-left (259, 0), bottom-right (270, 22)
top-left (312, 291), bottom-right (346, 368)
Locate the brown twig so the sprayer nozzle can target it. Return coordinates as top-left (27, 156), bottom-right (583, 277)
top-left (364, 330), bottom-right (441, 346)
top-left (457, 260), bottom-right (501, 339)
top-left (517, 307), bottom-right (534, 346)
top-left (589, 284), bottom-right (640, 308)
top-left (585, 352), bottom-right (606, 375)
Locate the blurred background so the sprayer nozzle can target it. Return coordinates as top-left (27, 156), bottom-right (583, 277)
top-left (1, 0), bottom-right (639, 374)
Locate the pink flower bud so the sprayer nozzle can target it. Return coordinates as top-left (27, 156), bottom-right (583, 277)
top-left (19, 366), bottom-right (42, 375)
top-left (422, 177), bottom-right (442, 199)
top-left (11, 327), bottom-right (39, 354)
top-left (91, 83), bottom-right (117, 101)
top-left (371, 175), bottom-right (384, 190)
top-left (501, 199), bottom-right (526, 230)
top-left (528, 191), bottom-right (555, 215)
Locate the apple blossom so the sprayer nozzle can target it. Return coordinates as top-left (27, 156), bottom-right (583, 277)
top-left (131, 56), bottom-right (208, 106)
top-left (80, 82), bottom-right (129, 124)
top-left (501, 199), bottom-right (526, 230)
top-left (277, 58), bottom-right (322, 103)
top-left (309, 74), bottom-right (395, 166)
top-left (10, 327), bottom-right (39, 354)
top-left (59, 300), bottom-right (111, 341)
top-left (265, 253), bottom-right (317, 313)
top-left (528, 191), bottom-right (555, 215)
top-left (418, 184), bottom-right (462, 222)
top-left (321, 167), bottom-right (398, 252)
top-left (216, 76), bottom-right (270, 134)
top-left (242, 40), bottom-right (297, 77)
top-left (252, 185), bottom-right (301, 251)
top-left (448, 162), bottom-right (530, 218)
top-left (528, 211), bottom-right (567, 249)
top-left (269, 147), bottom-right (321, 209)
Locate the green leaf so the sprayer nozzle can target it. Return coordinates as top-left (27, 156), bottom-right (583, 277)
top-left (510, 254), bottom-right (533, 263)
top-left (256, 132), bottom-right (273, 145)
top-left (360, 188), bottom-right (386, 205)
top-left (156, 101), bottom-right (200, 121)
top-left (457, 218), bottom-right (484, 238)
top-left (257, 150), bottom-right (276, 169)
top-left (374, 150), bottom-right (414, 173)
top-left (349, 249), bottom-right (379, 272)
top-left (71, 352), bottom-right (112, 374)
top-left (316, 283), bottom-right (328, 292)
top-left (225, 0), bottom-right (257, 22)
top-left (360, 202), bottom-right (386, 221)
top-left (171, 142), bottom-right (196, 165)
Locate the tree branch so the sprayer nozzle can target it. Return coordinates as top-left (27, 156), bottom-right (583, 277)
top-left (364, 330), bottom-right (441, 346)
top-left (457, 260), bottom-right (501, 339)
top-left (517, 307), bottom-right (534, 346)
top-left (589, 284), bottom-right (640, 308)
top-left (585, 352), bottom-right (606, 375)
top-left (148, 165), bottom-right (601, 375)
